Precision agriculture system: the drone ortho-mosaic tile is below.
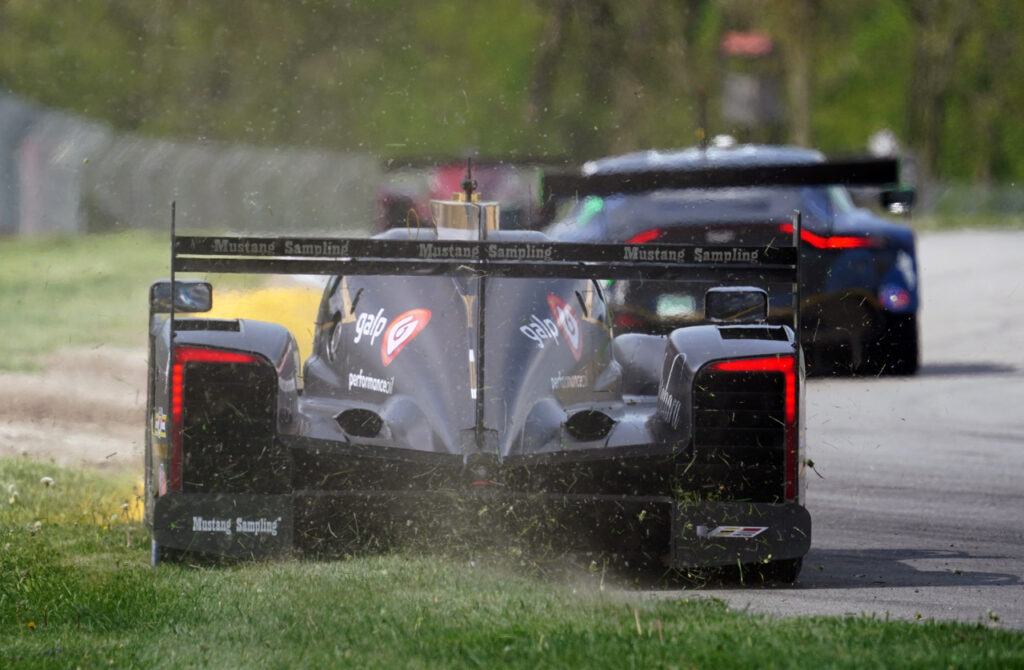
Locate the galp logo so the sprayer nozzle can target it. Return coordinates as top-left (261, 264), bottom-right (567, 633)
top-left (546, 295), bottom-right (582, 361)
top-left (382, 309), bottom-right (431, 366)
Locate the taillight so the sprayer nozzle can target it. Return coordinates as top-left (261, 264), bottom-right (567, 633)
top-left (614, 313), bottom-right (646, 330)
top-left (626, 228), bottom-right (663, 244)
top-left (169, 346), bottom-right (261, 491)
top-left (780, 222), bottom-right (879, 249)
top-left (708, 355), bottom-right (798, 500)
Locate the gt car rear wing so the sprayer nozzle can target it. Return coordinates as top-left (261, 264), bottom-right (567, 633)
top-left (541, 157), bottom-right (900, 201)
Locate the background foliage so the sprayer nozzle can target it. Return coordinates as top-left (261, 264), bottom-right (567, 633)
top-left (1, 0), bottom-right (1022, 181)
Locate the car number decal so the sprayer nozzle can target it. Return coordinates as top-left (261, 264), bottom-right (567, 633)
top-left (381, 309), bottom-right (431, 367)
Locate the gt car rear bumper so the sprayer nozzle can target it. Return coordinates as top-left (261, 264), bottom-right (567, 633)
top-left (152, 490), bottom-right (810, 569)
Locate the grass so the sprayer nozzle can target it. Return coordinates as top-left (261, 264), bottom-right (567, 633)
top-left (0, 231), bottom-right (317, 371)
top-left (2, 458), bottom-right (1023, 669)
top-left (0, 231), bottom-right (167, 371)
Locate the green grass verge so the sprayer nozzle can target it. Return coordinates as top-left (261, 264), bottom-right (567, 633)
top-left (0, 231), bottom-right (268, 371)
top-left (0, 231), bottom-right (167, 371)
top-left (2, 458), bottom-right (1022, 669)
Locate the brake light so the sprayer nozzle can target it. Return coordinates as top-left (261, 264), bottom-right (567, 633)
top-left (614, 313), bottom-right (646, 330)
top-left (169, 346), bottom-right (261, 491)
top-left (779, 223), bottom-right (878, 249)
top-left (709, 355), bottom-right (798, 500)
top-left (626, 228), bottom-right (663, 244)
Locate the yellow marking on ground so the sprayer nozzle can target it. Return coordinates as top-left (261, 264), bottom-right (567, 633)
top-left (205, 285), bottom-right (324, 363)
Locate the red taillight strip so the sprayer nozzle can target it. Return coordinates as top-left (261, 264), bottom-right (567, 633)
top-left (626, 227), bottom-right (663, 244)
top-left (169, 347), bottom-right (261, 491)
top-left (708, 355), bottom-right (798, 500)
top-left (779, 222), bottom-right (878, 249)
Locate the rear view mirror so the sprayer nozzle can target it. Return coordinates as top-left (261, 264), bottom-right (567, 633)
top-left (149, 280), bottom-right (212, 313)
top-left (705, 287), bottom-right (768, 323)
top-left (881, 188), bottom-right (915, 215)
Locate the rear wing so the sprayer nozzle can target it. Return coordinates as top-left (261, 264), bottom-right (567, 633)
top-left (541, 157), bottom-right (899, 201)
top-left (172, 234), bottom-right (796, 283)
top-left (170, 228), bottom-right (800, 333)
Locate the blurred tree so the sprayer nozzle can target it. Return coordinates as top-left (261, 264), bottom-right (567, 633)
top-left (900, 0), bottom-right (971, 184)
top-left (0, 0), bottom-right (1021, 179)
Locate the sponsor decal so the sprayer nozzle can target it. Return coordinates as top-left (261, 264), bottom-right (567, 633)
top-left (210, 238), bottom-right (350, 257)
top-left (348, 369), bottom-right (395, 395)
top-left (547, 295), bottom-right (582, 361)
top-left (381, 309), bottom-right (431, 366)
top-left (657, 354), bottom-right (685, 429)
top-left (696, 525), bottom-right (768, 539)
top-left (414, 243), bottom-right (555, 261)
top-left (622, 246), bottom-right (760, 264)
top-left (520, 314), bottom-right (559, 349)
top-left (191, 516), bottom-right (282, 537)
top-left (282, 240), bottom-right (348, 257)
top-left (551, 374), bottom-right (588, 390)
top-left (657, 386), bottom-right (682, 429)
top-left (485, 243), bottom-right (553, 261)
top-left (235, 517), bottom-right (282, 536)
top-left (693, 247), bottom-right (758, 263)
top-left (354, 308), bottom-right (388, 346)
top-left (192, 516), bottom-right (233, 535)
top-left (152, 407), bottom-right (167, 439)
top-left (212, 238), bottom-right (278, 255)
top-left (624, 245), bottom-right (687, 262)
top-left (418, 243), bottom-right (480, 260)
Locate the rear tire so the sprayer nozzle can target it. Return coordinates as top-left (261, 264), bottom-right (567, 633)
top-left (749, 557), bottom-right (802, 585)
top-left (863, 313), bottom-right (919, 376)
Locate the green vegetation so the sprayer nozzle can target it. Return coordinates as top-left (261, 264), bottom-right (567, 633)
top-left (0, 231), bottom-right (270, 371)
top-left (1, 1), bottom-right (1023, 182)
top-left (2, 457), bottom-right (1023, 669)
top-left (0, 232), bottom-right (166, 371)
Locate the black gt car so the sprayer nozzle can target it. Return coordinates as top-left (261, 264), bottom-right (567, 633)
top-left (141, 162), bottom-right (900, 582)
top-left (545, 144), bottom-right (919, 375)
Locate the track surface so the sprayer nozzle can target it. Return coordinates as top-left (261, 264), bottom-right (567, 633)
top-left (655, 228), bottom-right (1024, 629)
top-left (3, 229), bottom-right (1022, 628)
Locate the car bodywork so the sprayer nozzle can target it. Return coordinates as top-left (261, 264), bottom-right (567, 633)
top-left (544, 145), bottom-right (919, 375)
top-left (140, 163), bottom-right (904, 581)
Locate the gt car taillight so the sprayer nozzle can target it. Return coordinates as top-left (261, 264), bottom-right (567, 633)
top-left (170, 346), bottom-right (261, 491)
top-left (626, 228), bottom-right (663, 244)
top-left (779, 222), bottom-right (880, 250)
top-left (614, 313), bottom-right (646, 330)
top-left (707, 355), bottom-right (798, 501)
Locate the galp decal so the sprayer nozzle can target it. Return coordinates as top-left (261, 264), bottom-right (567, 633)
top-left (547, 294), bottom-right (582, 361)
top-left (354, 308), bottom-right (387, 346)
top-left (381, 309), bottom-right (431, 366)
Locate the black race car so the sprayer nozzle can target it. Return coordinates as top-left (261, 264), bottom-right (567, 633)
top-left (545, 144), bottom-right (919, 375)
top-left (139, 162), bottom-right (901, 582)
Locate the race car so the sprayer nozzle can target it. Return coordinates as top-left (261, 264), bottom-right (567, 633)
top-left (544, 144), bottom-right (919, 375)
top-left (143, 165), bottom-right (838, 582)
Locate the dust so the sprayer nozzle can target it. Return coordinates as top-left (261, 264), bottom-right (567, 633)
top-left (0, 346), bottom-right (146, 472)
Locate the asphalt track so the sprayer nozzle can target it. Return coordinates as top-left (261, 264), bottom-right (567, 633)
top-left (653, 228), bottom-right (1024, 629)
